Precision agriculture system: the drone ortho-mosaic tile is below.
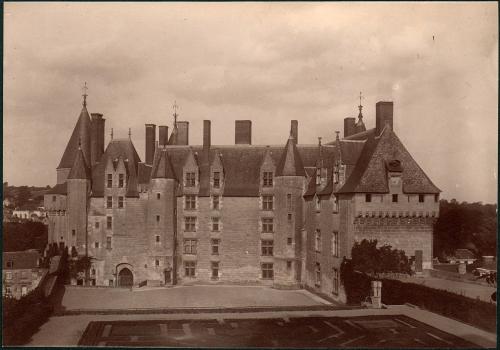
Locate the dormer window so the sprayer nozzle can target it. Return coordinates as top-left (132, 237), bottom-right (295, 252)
top-left (185, 172), bottom-right (196, 187)
top-left (392, 194), bottom-right (398, 203)
top-left (107, 174), bottom-right (112, 188)
top-left (316, 169), bottom-right (321, 186)
top-left (263, 172), bottom-right (273, 187)
top-left (118, 174), bottom-right (124, 188)
top-left (213, 172), bottom-right (220, 188)
top-left (315, 197), bottom-right (321, 211)
top-left (334, 165), bottom-right (339, 184)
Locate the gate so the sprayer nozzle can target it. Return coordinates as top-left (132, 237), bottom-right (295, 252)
top-left (118, 268), bottom-right (133, 287)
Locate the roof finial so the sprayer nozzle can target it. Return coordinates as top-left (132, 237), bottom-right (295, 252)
top-left (335, 131), bottom-right (340, 141)
top-left (172, 101), bottom-right (179, 126)
top-left (358, 91), bottom-right (363, 119)
top-left (110, 128), bottom-right (114, 140)
top-left (128, 128), bottom-right (131, 139)
top-left (82, 82), bottom-right (88, 107)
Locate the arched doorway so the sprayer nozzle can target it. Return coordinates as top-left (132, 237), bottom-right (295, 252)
top-left (118, 268), bottom-right (133, 287)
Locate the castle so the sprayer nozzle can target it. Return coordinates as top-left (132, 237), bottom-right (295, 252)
top-left (44, 93), bottom-right (440, 300)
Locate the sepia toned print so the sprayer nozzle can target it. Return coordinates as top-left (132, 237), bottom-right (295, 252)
top-left (3, 2), bottom-right (497, 348)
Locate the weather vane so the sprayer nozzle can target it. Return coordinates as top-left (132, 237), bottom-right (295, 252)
top-left (82, 82), bottom-right (88, 107)
top-left (172, 101), bottom-right (179, 125)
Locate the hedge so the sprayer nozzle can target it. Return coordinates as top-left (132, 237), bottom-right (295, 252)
top-left (343, 271), bottom-right (496, 333)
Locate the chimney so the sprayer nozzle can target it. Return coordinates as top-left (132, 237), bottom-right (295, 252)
top-left (376, 101), bottom-right (394, 135)
top-left (145, 124), bottom-right (156, 165)
top-left (290, 120), bottom-right (298, 145)
top-left (203, 120), bottom-right (211, 152)
top-left (343, 117), bottom-right (356, 138)
top-left (176, 121), bottom-right (189, 145)
top-left (90, 113), bottom-right (105, 166)
top-left (159, 126), bottom-right (169, 146)
top-left (235, 120), bottom-right (252, 145)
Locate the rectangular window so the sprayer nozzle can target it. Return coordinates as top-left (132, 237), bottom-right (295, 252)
top-left (434, 194), bottom-right (439, 203)
top-left (419, 194), bottom-right (425, 203)
top-left (106, 236), bottom-right (112, 249)
top-left (212, 217), bottom-right (220, 232)
top-left (287, 213), bottom-right (292, 222)
top-left (365, 194), bottom-right (372, 203)
top-left (155, 235), bottom-right (160, 243)
top-left (185, 195), bottom-right (196, 210)
top-left (52, 196), bottom-right (56, 202)
top-left (286, 261), bottom-right (292, 270)
top-left (107, 174), bottom-right (113, 188)
top-left (155, 259), bottom-right (160, 267)
top-left (212, 195), bottom-right (220, 210)
top-left (118, 196), bottom-right (124, 208)
top-left (95, 222), bottom-right (99, 229)
top-left (287, 237), bottom-right (293, 245)
top-left (334, 165), bottom-right (339, 184)
top-left (262, 218), bottom-right (274, 233)
top-left (332, 231), bottom-right (339, 257)
top-left (211, 239), bottom-right (220, 255)
top-left (156, 215), bottom-right (160, 223)
top-left (118, 174), bottom-right (124, 188)
top-left (333, 268), bottom-right (339, 295)
top-left (185, 172), bottom-right (196, 187)
top-left (261, 240), bottom-right (274, 256)
top-left (315, 230), bottom-right (321, 252)
top-left (106, 216), bottom-right (112, 229)
top-left (261, 263), bottom-right (274, 279)
top-left (262, 195), bottom-right (273, 210)
top-left (5, 272), bottom-right (12, 280)
top-left (95, 242), bottom-right (99, 249)
top-left (211, 261), bottom-right (219, 279)
top-left (184, 261), bottom-right (196, 277)
top-left (332, 195), bottom-right (339, 212)
top-left (183, 239), bottom-right (197, 254)
top-left (392, 194), bottom-right (398, 203)
top-left (184, 217), bottom-right (196, 232)
top-left (263, 172), bottom-right (273, 187)
top-left (213, 172), bottom-right (220, 188)
top-left (315, 263), bottom-right (321, 286)
top-left (287, 194), bottom-right (292, 210)
top-left (106, 196), bottom-right (112, 208)
top-left (316, 197), bottom-right (321, 211)
top-left (316, 169), bottom-right (321, 185)
top-left (157, 193), bottom-right (161, 200)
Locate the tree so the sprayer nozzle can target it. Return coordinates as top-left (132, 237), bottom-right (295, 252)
top-left (350, 239), bottom-right (412, 277)
top-left (15, 186), bottom-right (32, 207)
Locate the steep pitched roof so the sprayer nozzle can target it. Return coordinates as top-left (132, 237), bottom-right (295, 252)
top-left (151, 149), bottom-right (177, 180)
top-left (57, 106), bottom-right (92, 169)
top-left (275, 135), bottom-right (306, 177)
top-left (91, 139), bottom-right (142, 197)
top-left (338, 127), bottom-right (441, 194)
top-left (46, 182), bottom-right (67, 195)
top-left (3, 250), bottom-right (40, 270)
top-left (67, 148), bottom-right (91, 180)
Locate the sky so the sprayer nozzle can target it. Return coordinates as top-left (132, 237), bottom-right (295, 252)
top-left (4, 2), bottom-right (498, 204)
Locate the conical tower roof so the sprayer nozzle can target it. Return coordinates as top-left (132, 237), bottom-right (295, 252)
top-left (57, 105), bottom-right (92, 169)
top-left (67, 146), bottom-right (91, 179)
top-left (151, 149), bottom-right (177, 180)
top-left (275, 133), bottom-right (306, 176)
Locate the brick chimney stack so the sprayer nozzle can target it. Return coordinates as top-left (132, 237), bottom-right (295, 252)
top-left (203, 120), bottom-right (211, 152)
top-left (344, 117), bottom-right (356, 138)
top-left (145, 124), bottom-right (156, 165)
top-left (158, 126), bottom-right (169, 146)
top-left (176, 121), bottom-right (189, 145)
top-left (290, 120), bottom-right (298, 145)
top-left (235, 120), bottom-right (252, 145)
top-left (376, 101), bottom-right (394, 135)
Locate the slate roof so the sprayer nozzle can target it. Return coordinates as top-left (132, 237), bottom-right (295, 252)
top-left (3, 250), bottom-right (40, 270)
top-left (91, 139), bottom-right (142, 197)
top-left (46, 182), bottom-right (67, 195)
top-left (57, 106), bottom-right (92, 169)
top-left (338, 127), bottom-right (440, 194)
top-left (67, 148), bottom-right (91, 179)
top-left (151, 149), bottom-right (177, 180)
top-left (275, 135), bottom-right (306, 176)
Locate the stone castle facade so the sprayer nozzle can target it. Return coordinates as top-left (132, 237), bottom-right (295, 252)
top-left (44, 96), bottom-right (440, 300)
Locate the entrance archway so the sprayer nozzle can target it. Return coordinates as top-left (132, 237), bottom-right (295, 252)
top-left (118, 268), bottom-right (133, 287)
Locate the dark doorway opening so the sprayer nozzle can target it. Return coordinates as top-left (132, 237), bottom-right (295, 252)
top-left (118, 268), bottom-right (133, 287)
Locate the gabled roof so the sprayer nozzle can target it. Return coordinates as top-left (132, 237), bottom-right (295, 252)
top-left (67, 148), bottom-right (91, 180)
top-left (151, 149), bottom-right (177, 180)
top-left (275, 135), bottom-right (306, 177)
top-left (3, 250), bottom-right (40, 270)
top-left (57, 106), bottom-right (92, 169)
top-left (338, 127), bottom-right (441, 194)
top-left (46, 182), bottom-right (67, 195)
top-left (91, 139), bottom-right (142, 197)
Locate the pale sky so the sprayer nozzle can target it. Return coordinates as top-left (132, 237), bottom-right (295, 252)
top-left (4, 2), bottom-right (498, 203)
